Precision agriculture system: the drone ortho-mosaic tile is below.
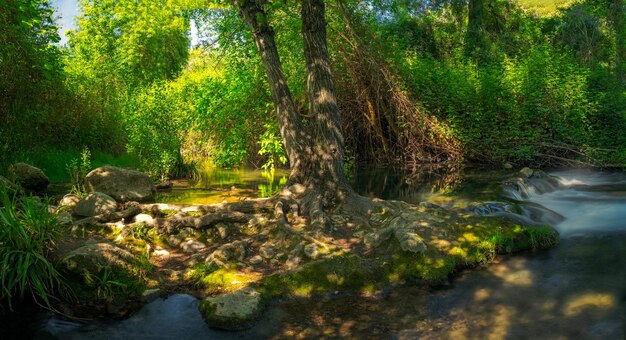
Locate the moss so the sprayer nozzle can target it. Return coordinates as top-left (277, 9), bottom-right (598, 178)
top-left (256, 215), bottom-right (558, 299)
top-left (258, 254), bottom-right (386, 298)
top-left (186, 266), bottom-right (260, 294)
top-left (60, 244), bottom-right (152, 305)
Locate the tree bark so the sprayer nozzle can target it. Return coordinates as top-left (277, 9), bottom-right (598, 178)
top-left (233, 0), bottom-right (305, 178)
top-left (299, 0), bottom-right (349, 191)
top-left (234, 0), bottom-right (352, 227)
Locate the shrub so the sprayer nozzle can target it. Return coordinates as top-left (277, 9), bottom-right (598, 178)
top-left (0, 184), bottom-right (64, 309)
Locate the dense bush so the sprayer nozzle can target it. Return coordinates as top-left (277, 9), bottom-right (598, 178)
top-left (0, 185), bottom-right (64, 309)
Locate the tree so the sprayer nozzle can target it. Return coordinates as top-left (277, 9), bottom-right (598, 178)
top-left (234, 0), bottom-right (359, 228)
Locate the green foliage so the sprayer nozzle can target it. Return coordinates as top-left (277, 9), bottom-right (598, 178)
top-left (258, 170), bottom-right (288, 198)
top-left (66, 147), bottom-right (92, 197)
top-left (84, 268), bottom-right (127, 303)
top-left (0, 184), bottom-right (64, 309)
top-left (124, 82), bottom-right (185, 180)
top-left (258, 124), bottom-right (287, 171)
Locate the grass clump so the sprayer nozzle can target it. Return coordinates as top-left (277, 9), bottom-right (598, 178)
top-left (0, 184), bottom-right (65, 309)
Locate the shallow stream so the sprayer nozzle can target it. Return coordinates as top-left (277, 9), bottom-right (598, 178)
top-left (37, 168), bottom-right (626, 339)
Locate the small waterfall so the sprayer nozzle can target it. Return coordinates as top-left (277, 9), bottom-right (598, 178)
top-left (495, 170), bottom-right (626, 237)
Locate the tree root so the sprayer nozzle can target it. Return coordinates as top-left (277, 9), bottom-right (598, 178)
top-left (75, 205), bottom-right (142, 225)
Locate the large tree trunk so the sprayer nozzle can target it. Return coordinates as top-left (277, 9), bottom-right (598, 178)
top-left (235, 0), bottom-right (353, 227)
top-left (234, 0), bottom-right (305, 178)
top-left (299, 0), bottom-right (350, 192)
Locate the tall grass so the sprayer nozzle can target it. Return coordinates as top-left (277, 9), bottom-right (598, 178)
top-left (0, 184), bottom-right (64, 309)
top-left (3, 148), bottom-right (140, 182)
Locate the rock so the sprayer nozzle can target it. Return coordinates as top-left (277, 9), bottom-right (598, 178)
top-left (167, 235), bottom-right (184, 247)
top-left (206, 241), bottom-right (248, 268)
top-left (249, 255), bottom-right (263, 265)
top-left (303, 243), bottom-right (319, 259)
top-left (59, 194), bottom-right (81, 208)
top-left (504, 162), bottom-right (513, 169)
top-left (60, 242), bottom-right (138, 275)
top-left (519, 167), bottom-right (534, 178)
top-left (469, 202), bottom-right (515, 216)
top-left (259, 245), bottom-right (275, 259)
top-left (8, 163), bottom-right (49, 192)
top-left (389, 216), bottom-right (428, 254)
top-left (199, 287), bottom-right (264, 330)
top-left (180, 239), bottom-right (207, 253)
top-left (56, 212), bottom-right (73, 226)
top-left (216, 223), bottom-right (230, 239)
top-left (134, 213), bottom-right (155, 225)
top-left (74, 192), bottom-right (118, 217)
top-left (152, 246), bottom-right (170, 257)
top-left (59, 242), bottom-right (145, 303)
top-left (86, 166), bottom-right (156, 202)
top-left (141, 289), bottom-right (161, 302)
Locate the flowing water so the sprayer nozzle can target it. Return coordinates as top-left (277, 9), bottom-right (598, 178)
top-left (35, 168), bottom-right (626, 339)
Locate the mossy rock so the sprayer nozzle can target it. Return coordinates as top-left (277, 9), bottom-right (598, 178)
top-left (7, 163), bottom-right (49, 192)
top-left (59, 242), bottom-right (149, 303)
top-left (198, 287), bottom-right (264, 330)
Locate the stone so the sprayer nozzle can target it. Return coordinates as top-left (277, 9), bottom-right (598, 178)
top-left (520, 167), bottom-right (534, 178)
top-left (152, 247), bottom-right (170, 257)
top-left (141, 288), bottom-right (161, 302)
top-left (503, 162), bottom-right (513, 169)
top-left (259, 245), bottom-right (275, 259)
top-left (59, 243), bottom-right (145, 303)
top-left (303, 243), bottom-right (319, 259)
top-left (134, 213), bottom-right (155, 225)
top-left (8, 163), bottom-right (49, 192)
top-left (206, 241), bottom-right (247, 268)
top-left (249, 255), bottom-right (263, 265)
top-left (167, 234), bottom-right (184, 247)
top-left (216, 223), bottom-right (230, 239)
top-left (86, 165), bottom-right (156, 202)
top-left (56, 212), bottom-right (73, 226)
top-left (180, 239), bottom-right (207, 253)
top-left (60, 242), bottom-right (137, 274)
top-left (59, 194), bottom-right (81, 208)
top-left (199, 287), bottom-right (264, 330)
top-left (74, 192), bottom-right (118, 217)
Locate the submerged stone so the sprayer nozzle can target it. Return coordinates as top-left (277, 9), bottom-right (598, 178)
top-left (198, 287), bottom-right (263, 330)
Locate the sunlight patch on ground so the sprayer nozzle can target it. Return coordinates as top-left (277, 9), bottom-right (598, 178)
top-left (492, 265), bottom-right (534, 286)
top-left (563, 293), bottom-right (615, 316)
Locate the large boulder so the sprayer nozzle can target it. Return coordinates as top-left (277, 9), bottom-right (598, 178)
top-left (8, 163), bottom-right (49, 192)
top-left (86, 166), bottom-right (156, 202)
top-left (74, 192), bottom-right (118, 217)
top-left (199, 287), bottom-right (264, 330)
top-left (59, 242), bottom-right (146, 303)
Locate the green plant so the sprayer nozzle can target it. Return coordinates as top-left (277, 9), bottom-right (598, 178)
top-left (84, 268), bottom-right (127, 303)
top-left (0, 184), bottom-right (65, 309)
top-left (130, 224), bottom-right (151, 241)
top-left (258, 123), bottom-right (287, 171)
top-left (258, 170), bottom-right (288, 197)
top-left (66, 146), bottom-right (92, 197)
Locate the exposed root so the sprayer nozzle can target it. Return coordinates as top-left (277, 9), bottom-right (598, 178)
top-left (274, 200), bottom-right (330, 249)
top-left (75, 205), bottom-right (142, 225)
top-left (154, 212), bottom-right (253, 234)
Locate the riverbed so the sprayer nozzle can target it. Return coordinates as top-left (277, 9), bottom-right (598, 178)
top-left (36, 168), bottom-right (626, 339)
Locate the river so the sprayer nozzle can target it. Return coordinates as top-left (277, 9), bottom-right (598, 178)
top-left (36, 168), bottom-right (626, 339)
